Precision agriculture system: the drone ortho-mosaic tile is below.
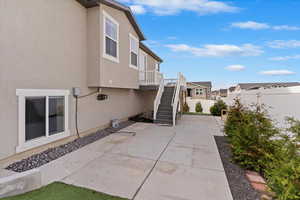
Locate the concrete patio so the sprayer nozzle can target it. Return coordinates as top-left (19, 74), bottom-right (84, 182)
top-left (39, 115), bottom-right (232, 200)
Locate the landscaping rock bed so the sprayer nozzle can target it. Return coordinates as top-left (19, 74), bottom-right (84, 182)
top-left (215, 136), bottom-right (260, 200)
top-left (6, 121), bottom-right (135, 173)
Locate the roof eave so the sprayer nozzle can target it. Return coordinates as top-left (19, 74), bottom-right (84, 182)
top-left (100, 0), bottom-right (146, 41)
top-left (140, 43), bottom-right (163, 63)
top-left (76, 0), bottom-right (146, 40)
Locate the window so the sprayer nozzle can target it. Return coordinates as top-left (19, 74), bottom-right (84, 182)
top-left (16, 89), bottom-right (70, 152)
top-left (139, 50), bottom-right (147, 81)
top-left (129, 34), bottom-right (139, 69)
top-left (103, 11), bottom-right (119, 63)
top-left (195, 88), bottom-right (203, 96)
top-left (155, 62), bottom-right (159, 71)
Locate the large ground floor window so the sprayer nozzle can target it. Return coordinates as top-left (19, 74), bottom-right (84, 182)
top-left (16, 89), bottom-right (70, 152)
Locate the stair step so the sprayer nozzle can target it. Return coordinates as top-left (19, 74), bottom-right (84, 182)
top-left (158, 107), bottom-right (172, 110)
top-left (157, 116), bottom-right (173, 120)
top-left (160, 102), bottom-right (172, 105)
top-left (157, 110), bottom-right (172, 114)
top-left (155, 119), bottom-right (173, 125)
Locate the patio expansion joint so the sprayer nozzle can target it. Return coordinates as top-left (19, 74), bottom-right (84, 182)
top-left (131, 131), bottom-right (177, 200)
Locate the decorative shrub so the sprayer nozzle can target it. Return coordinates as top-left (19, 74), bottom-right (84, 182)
top-left (210, 99), bottom-right (227, 116)
top-left (224, 99), bottom-right (280, 172)
top-left (264, 118), bottom-right (300, 200)
top-left (183, 102), bottom-right (190, 112)
top-left (224, 99), bottom-right (300, 200)
top-left (195, 102), bottom-right (203, 113)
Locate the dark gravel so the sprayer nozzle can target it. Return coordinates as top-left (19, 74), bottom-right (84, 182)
top-left (6, 121), bottom-right (135, 173)
top-left (215, 136), bottom-right (260, 200)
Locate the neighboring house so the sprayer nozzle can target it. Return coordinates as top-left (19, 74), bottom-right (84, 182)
top-left (228, 86), bottom-right (236, 93)
top-left (186, 82), bottom-right (212, 100)
top-left (211, 89), bottom-right (228, 99)
top-left (233, 82), bottom-right (300, 92)
top-left (0, 0), bottom-right (185, 161)
top-left (219, 89), bottom-right (228, 97)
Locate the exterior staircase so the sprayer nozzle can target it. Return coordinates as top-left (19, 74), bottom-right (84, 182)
top-left (154, 86), bottom-right (175, 125)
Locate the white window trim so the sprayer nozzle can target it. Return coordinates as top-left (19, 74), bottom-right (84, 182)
top-left (103, 10), bottom-right (120, 63)
top-left (129, 33), bottom-right (139, 70)
top-left (16, 89), bottom-right (70, 153)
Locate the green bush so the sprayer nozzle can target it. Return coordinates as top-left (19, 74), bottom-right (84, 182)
top-left (210, 99), bottom-right (227, 116)
top-left (195, 102), bottom-right (203, 113)
top-left (224, 99), bottom-right (280, 172)
top-left (183, 102), bottom-right (189, 112)
top-left (225, 99), bottom-right (300, 200)
top-left (264, 118), bottom-right (300, 200)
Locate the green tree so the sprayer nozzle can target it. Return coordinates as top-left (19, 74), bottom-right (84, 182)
top-left (210, 100), bottom-right (227, 116)
top-left (195, 102), bottom-right (203, 113)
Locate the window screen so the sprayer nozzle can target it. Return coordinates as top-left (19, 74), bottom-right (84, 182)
top-left (105, 17), bottom-right (118, 58)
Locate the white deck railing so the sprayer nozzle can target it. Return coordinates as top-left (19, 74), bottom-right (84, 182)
top-left (172, 73), bottom-right (186, 126)
top-left (153, 78), bottom-right (165, 120)
top-left (140, 70), bottom-right (163, 86)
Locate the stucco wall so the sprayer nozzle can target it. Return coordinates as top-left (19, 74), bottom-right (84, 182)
top-left (223, 86), bottom-right (300, 128)
top-left (0, 0), bottom-right (156, 160)
top-left (99, 4), bottom-right (140, 89)
top-left (146, 53), bottom-right (158, 71)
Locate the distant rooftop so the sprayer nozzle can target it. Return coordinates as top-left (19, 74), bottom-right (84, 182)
top-left (238, 82), bottom-right (300, 90)
top-left (188, 82), bottom-right (212, 88)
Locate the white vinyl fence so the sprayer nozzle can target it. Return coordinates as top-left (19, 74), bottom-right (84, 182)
top-left (186, 98), bottom-right (216, 114)
top-left (223, 86), bottom-right (300, 128)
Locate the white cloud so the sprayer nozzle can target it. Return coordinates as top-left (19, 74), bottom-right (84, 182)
top-left (267, 40), bottom-right (300, 49)
top-left (259, 70), bottom-right (296, 76)
top-left (273, 25), bottom-right (300, 31)
top-left (269, 54), bottom-right (300, 61)
top-left (225, 65), bottom-right (246, 71)
top-left (231, 21), bottom-right (300, 31)
top-left (119, 0), bottom-right (239, 16)
top-left (130, 5), bottom-right (146, 14)
top-left (231, 21), bottom-right (270, 30)
top-left (165, 43), bottom-right (263, 57)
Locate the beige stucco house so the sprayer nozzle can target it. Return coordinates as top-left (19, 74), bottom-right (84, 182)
top-left (0, 0), bottom-right (186, 162)
top-left (186, 82), bottom-right (212, 100)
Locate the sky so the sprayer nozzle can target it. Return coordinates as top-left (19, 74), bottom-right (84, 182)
top-left (118, 0), bottom-right (300, 89)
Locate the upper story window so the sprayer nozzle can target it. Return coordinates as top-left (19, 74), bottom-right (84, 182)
top-left (195, 88), bottom-right (204, 96)
top-left (155, 62), bottom-right (159, 71)
top-left (103, 11), bottom-right (119, 63)
top-left (129, 34), bottom-right (139, 69)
